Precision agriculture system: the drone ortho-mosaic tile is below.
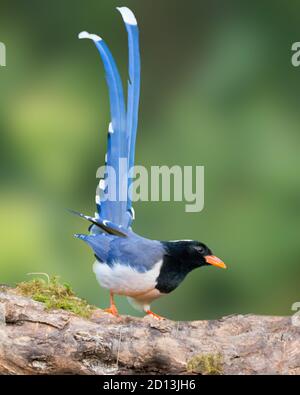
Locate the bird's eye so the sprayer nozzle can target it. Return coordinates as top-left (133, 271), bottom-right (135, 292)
top-left (195, 245), bottom-right (206, 255)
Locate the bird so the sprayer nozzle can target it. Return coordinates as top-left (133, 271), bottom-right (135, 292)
top-left (74, 7), bottom-right (227, 319)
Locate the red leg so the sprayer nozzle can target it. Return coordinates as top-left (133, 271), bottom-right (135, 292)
top-left (104, 291), bottom-right (119, 316)
top-left (145, 310), bottom-right (164, 320)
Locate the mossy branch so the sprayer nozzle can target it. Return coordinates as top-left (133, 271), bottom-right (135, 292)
top-left (0, 281), bottom-right (299, 375)
top-left (16, 276), bottom-right (94, 319)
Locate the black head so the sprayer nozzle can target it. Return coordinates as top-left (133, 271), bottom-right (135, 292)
top-left (157, 240), bottom-right (227, 295)
top-left (163, 240), bottom-right (227, 270)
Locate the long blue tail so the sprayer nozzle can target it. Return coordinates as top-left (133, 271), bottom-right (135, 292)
top-left (78, 7), bottom-right (140, 230)
top-left (117, 7), bottom-right (141, 217)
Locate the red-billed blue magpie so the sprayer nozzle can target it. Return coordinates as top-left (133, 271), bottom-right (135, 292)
top-left (74, 7), bottom-right (226, 319)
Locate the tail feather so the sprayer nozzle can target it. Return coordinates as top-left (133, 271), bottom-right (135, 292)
top-left (79, 30), bottom-right (127, 227)
top-left (78, 7), bottom-right (141, 231)
top-left (117, 7), bottom-right (141, 221)
top-left (69, 209), bottom-right (128, 237)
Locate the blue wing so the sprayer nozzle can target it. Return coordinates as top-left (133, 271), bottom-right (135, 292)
top-left (77, 232), bottom-right (164, 273)
top-left (78, 7), bottom-right (141, 231)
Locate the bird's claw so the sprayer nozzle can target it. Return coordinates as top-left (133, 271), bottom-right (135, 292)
top-left (104, 305), bottom-right (119, 317)
top-left (145, 310), bottom-right (164, 320)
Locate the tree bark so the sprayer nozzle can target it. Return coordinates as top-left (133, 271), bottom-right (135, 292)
top-left (0, 286), bottom-right (299, 375)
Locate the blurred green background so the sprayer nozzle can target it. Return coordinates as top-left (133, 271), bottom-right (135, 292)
top-left (1, 0), bottom-right (299, 320)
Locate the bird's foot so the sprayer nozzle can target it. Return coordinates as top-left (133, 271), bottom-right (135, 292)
top-left (145, 310), bottom-right (164, 320)
top-left (104, 305), bottom-right (119, 317)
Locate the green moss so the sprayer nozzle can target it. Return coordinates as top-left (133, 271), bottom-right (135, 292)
top-left (16, 276), bottom-right (95, 319)
top-left (187, 353), bottom-right (223, 375)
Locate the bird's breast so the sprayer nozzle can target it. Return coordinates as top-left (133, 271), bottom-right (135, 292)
top-left (93, 260), bottom-right (163, 296)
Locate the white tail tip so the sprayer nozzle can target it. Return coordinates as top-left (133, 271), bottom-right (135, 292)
top-left (78, 31), bottom-right (102, 42)
top-left (108, 122), bottom-right (114, 134)
top-left (130, 207), bottom-right (135, 220)
top-left (117, 7), bottom-right (137, 26)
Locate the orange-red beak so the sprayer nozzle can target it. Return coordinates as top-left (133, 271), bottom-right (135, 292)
top-left (205, 255), bottom-right (227, 269)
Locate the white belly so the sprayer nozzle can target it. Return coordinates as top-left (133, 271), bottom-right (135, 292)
top-left (93, 260), bottom-right (163, 297)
